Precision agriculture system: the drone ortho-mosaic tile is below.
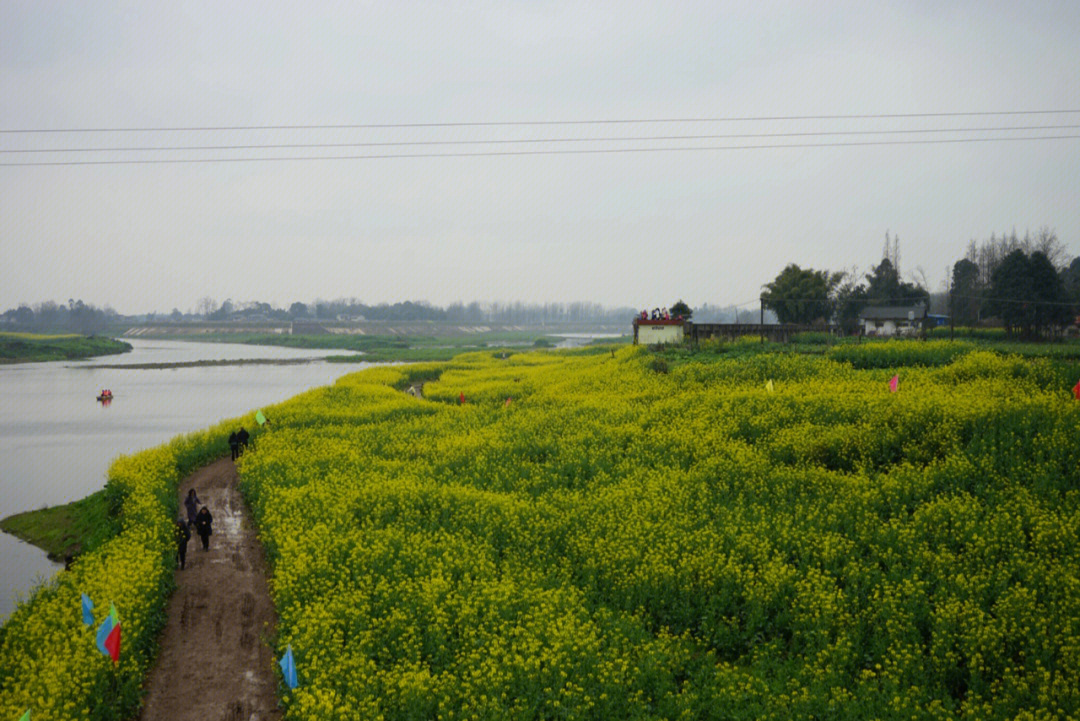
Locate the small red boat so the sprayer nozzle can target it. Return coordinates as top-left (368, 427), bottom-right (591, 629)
top-left (96, 390), bottom-right (113, 402)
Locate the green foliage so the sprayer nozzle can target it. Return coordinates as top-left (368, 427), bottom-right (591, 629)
top-left (761, 264), bottom-right (837, 325)
top-left (951, 258), bottom-right (982, 325)
top-left (0, 334), bottom-right (131, 363)
top-left (790, 331), bottom-right (832, 345)
top-left (669, 300), bottom-right (693, 320)
top-left (990, 250), bottom-right (1034, 335)
top-left (0, 491), bottom-right (114, 561)
top-left (826, 340), bottom-right (977, 369)
top-left (865, 257), bottom-right (928, 306)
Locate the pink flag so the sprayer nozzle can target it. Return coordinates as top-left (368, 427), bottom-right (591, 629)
top-left (889, 375), bottom-right (899, 393)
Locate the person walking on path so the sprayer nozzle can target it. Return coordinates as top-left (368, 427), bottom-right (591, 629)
top-left (194, 506), bottom-right (214, 551)
top-left (174, 519), bottom-right (191, 570)
top-left (236, 427), bottom-right (250, 456)
top-left (228, 431), bottom-right (240, 461)
top-left (184, 489), bottom-right (200, 528)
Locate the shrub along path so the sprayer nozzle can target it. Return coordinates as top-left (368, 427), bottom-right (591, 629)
top-left (138, 458), bottom-right (281, 721)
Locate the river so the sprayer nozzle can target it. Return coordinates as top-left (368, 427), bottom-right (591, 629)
top-left (0, 338), bottom-right (372, 622)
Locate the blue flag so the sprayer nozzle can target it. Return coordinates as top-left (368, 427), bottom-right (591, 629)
top-left (81, 593), bottom-right (94, 627)
top-left (95, 614), bottom-right (115, 657)
top-left (279, 644), bottom-right (297, 690)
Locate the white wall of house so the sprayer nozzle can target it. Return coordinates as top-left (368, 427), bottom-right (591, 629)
top-left (864, 320), bottom-right (920, 336)
top-left (638, 323), bottom-right (684, 344)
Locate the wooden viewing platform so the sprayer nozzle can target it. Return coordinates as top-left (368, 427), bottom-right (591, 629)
top-left (686, 322), bottom-right (810, 343)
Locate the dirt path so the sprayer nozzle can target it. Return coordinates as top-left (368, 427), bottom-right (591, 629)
top-left (139, 458), bottom-right (282, 721)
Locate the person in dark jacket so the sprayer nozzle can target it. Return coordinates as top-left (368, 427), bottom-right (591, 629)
top-left (228, 431), bottom-right (240, 461)
top-left (175, 518), bottom-right (191, 570)
top-left (194, 506), bottom-right (213, 551)
top-left (236, 427), bottom-right (250, 456)
top-left (184, 488), bottom-right (200, 528)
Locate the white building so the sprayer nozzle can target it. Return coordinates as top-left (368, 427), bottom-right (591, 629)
top-left (859, 304), bottom-right (927, 337)
top-left (633, 318), bottom-right (685, 344)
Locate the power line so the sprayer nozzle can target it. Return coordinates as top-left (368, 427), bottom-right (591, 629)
top-left (3, 109), bottom-right (1079, 134)
top-left (4, 134), bottom-right (1079, 167)
top-left (5, 124), bottom-right (1079, 154)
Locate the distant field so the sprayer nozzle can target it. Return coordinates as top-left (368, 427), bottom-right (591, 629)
top-left (0, 331), bottom-right (82, 340)
top-left (0, 333), bottom-right (131, 363)
top-left (138, 329), bottom-right (624, 362)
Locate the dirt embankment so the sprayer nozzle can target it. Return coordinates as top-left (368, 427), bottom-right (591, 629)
top-left (139, 458), bottom-right (282, 721)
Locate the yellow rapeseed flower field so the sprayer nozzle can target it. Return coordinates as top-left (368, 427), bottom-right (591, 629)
top-left (237, 344), bottom-right (1079, 719)
top-left (3, 341), bottom-right (1079, 719)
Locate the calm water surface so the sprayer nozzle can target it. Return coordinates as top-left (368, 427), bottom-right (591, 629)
top-left (0, 338), bottom-right (370, 621)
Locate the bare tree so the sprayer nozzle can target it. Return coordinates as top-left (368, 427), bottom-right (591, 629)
top-left (196, 297), bottom-right (216, 318)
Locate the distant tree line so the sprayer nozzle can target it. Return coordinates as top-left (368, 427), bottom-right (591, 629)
top-left (760, 227), bottom-right (1079, 339)
top-left (0, 299), bottom-right (119, 335)
top-left (761, 232), bottom-right (930, 332)
top-left (1, 297), bottom-right (642, 330)
top-left (950, 228), bottom-right (1078, 338)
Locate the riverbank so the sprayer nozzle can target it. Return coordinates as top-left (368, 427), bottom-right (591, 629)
top-left (128, 329), bottom-right (621, 362)
top-left (78, 357), bottom-right (320, 369)
top-left (0, 491), bottom-right (112, 563)
top-left (0, 333), bottom-right (131, 363)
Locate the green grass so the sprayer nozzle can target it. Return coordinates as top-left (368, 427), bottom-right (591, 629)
top-left (0, 334), bottom-right (131, 363)
top-left (0, 491), bottom-right (116, 561)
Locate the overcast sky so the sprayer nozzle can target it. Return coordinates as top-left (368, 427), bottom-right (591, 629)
top-left (2, 1), bottom-right (1079, 315)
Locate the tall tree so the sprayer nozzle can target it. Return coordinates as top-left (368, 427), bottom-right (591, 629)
top-left (989, 250), bottom-right (1033, 337)
top-left (762, 264), bottom-right (838, 325)
top-left (950, 258), bottom-right (982, 325)
top-left (832, 272), bottom-right (868, 335)
top-left (669, 300), bottom-right (693, 320)
top-left (1061, 257), bottom-right (1080, 308)
top-left (864, 258), bottom-right (928, 307)
top-left (1029, 251), bottom-right (1071, 335)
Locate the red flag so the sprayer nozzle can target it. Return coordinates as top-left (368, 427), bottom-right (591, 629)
top-left (104, 623), bottom-right (121, 664)
top-left (1073, 379), bottom-right (1080, 400)
top-left (889, 375), bottom-right (899, 393)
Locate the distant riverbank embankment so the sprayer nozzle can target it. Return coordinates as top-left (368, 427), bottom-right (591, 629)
top-left (76, 357), bottom-right (330, 370)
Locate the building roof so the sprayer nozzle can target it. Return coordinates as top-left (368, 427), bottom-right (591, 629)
top-left (859, 303), bottom-right (927, 321)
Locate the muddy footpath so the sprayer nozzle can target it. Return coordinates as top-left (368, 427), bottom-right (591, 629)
top-left (139, 458), bottom-right (282, 721)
